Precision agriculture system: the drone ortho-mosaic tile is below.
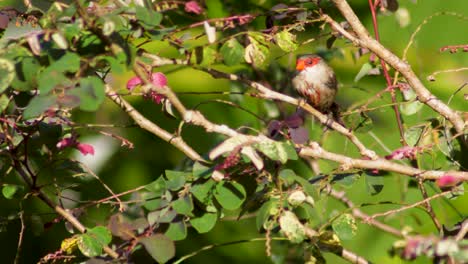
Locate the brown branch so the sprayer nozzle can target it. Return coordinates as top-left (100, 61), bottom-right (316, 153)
top-left (299, 142), bottom-right (468, 181)
top-left (105, 85), bottom-right (207, 163)
top-left (325, 1), bottom-right (466, 136)
top-left (416, 179), bottom-right (443, 233)
top-left (201, 67), bottom-right (378, 159)
top-left (455, 219), bottom-right (468, 241)
top-left (141, 52), bottom-right (377, 158)
top-left (327, 187), bottom-right (404, 238)
top-left (75, 160), bottom-right (124, 212)
top-left (367, 0), bottom-right (406, 145)
top-left (13, 160), bottom-right (119, 259)
top-left (14, 211), bottom-right (25, 264)
top-left (138, 54), bottom-right (466, 181)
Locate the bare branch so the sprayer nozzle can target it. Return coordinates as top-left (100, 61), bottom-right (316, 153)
top-left (299, 142), bottom-right (468, 181)
top-left (327, 187), bottom-right (404, 238)
top-left (368, 189), bottom-right (457, 219)
top-left (326, 1), bottom-right (466, 136)
top-left (105, 85), bottom-right (207, 163)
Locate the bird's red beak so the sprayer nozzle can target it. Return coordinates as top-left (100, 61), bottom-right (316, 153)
top-left (296, 60), bottom-right (305, 71)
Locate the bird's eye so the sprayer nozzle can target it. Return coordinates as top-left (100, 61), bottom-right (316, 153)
top-left (305, 59), bottom-right (312, 65)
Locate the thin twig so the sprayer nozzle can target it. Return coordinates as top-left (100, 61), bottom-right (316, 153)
top-left (368, 189), bottom-right (455, 219)
top-left (105, 84), bottom-right (207, 163)
top-left (367, 0), bottom-right (406, 145)
top-left (455, 219), bottom-right (468, 241)
top-left (75, 160), bottom-right (124, 212)
top-left (324, 1), bottom-right (466, 136)
top-left (299, 142), bottom-right (468, 181)
top-left (327, 187), bottom-right (404, 238)
top-left (14, 211), bottom-right (25, 264)
top-left (416, 179), bottom-right (443, 233)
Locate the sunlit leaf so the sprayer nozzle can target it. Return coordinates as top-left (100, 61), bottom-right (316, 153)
top-left (275, 30), bottom-right (298, 52)
top-left (245, 34), bottom-right (270, 69)
top-left (0, 94), bottom-right (9, 112)
top-left (354, 62), bottom-right (373, 83)
top-left (256, 199), bottom-right (279, 231)
top-left (220, 38), bottom-right (244, 66)
top-left (332, 214), bottom-right (357, 240)
top-left (77, 226), bottom-right (112, 258)
top-left (279, 211), bottom-right (306, 243)
top-left (0, 58), bottom-right (15, 93)
top-left (2, 184), bottom-right (20, 199)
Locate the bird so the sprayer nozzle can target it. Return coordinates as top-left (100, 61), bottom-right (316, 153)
top-left (292, 54), bottom-right (338, 112)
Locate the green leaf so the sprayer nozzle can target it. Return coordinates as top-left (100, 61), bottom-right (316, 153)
top-left (193, 162), bottom-right (213, 179)
top-left (190, 213), bottom-right (217, 233)
top-left (2, 184), bottom-right (20, 199)
top-left (0, 58), bottom-right (15, 93)
top-left (220, 38), bottom-right (244, 66)
top-left (139, 234), bottom-right (175, 263)
top-left (49, 52), bottom-right (81, 73)
top-left (404, 126), bottom-right (423, 146)
top-left (165, 170), bottom-right (187, 191)
top-left (38, 52), bottom-right (80, 93)
top-left (255, 139), bottom-right (297, 164)
top-left (400, 100), bottom-right (424, 116)
top-left (87, 226), bottom-right (112, 246)
top-left (354, 62), bottom-right (373, 82)
top-left (191, 46), bottom-right (217, 66)
top-left (244, 35), bottom-right (270, 69)
top-left (52, 32), bottom-right (68, 49)
top-left (275, 30), bottom-right (298, 52)
top-left (344, 112), bottom-right (373, 133)
top-left (0, 94), bottom-right (9, 112)
top-left (11, 57), bottom-right (41, 91)
top-left (23, 95), bottom-right (56, 119)
top-left (145, 176), bottom-right (167, 197)
top-left (293, 176), bottom-right (319, 202)
top-left (171, 195), bottom-right (193, 215)
top-left (38, 71), bottom-right (69, 94)
top-left (77, 226), bottom-right (111, 258)
top-left (279, 169), bottom-right (296, 186)
top-left (332, 214), bottom-right (357, 240)
top-left (69, 76), bottom-right (105, 111)
top-left (214, 181), bottom-right (246, 210)
top-left (135, 6), bottom-right (162, 29)
top-left (256, 199), bottom-right (279, 231)
top-left (279, 211), bottom-right (306, 243)
top-left (332, 173), bottom-right (360, 187)
top-left (365, 173), bottom-right (384, 195)
top-left (165, 221), bottom-right (187, 241)
top-left (147, 208), bottom-right (177, 225)
top-left (191, 180), bottom-right (216, 204)
top-left (282, 141), bottom-right (298, 161)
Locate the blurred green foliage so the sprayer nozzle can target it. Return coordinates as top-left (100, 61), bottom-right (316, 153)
top-left (0, 0), bottom-right (466, 263)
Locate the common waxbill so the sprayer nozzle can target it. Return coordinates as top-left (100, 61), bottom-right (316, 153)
top-left (292, 54), bottom-right (338, 112)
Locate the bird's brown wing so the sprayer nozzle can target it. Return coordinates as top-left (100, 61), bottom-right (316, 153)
top-left (326, 72), bottom-right (338, 91)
